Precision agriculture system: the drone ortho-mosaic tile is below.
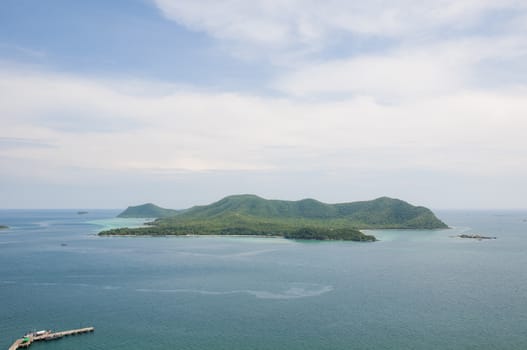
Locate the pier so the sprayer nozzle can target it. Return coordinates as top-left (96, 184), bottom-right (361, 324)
top-left (8, 327), bottom-right (94, 350)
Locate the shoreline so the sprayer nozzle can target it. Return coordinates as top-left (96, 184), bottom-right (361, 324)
top-left (100, 233), bottom-right (285, 239)
top-left (97, 233), bottom-right (376, 242)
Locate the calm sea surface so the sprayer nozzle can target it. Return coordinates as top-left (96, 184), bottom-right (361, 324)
top-left (1, 209), bottom-right (527, 349)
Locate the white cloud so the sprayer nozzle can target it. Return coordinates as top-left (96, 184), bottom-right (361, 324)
top-left (1, 63), bottom-right (527, 208)
top-left (152, 0), bottom-right (527, 103)
top-left (2, 1), bottom-right (527, 208)
top-left (275, 35), bottom-right (527, 100)
top-left (153, 0), bottom-right (527, 55)
top-left (275, 49), bottom-right (462, 99)
top-left (1, 66), bottom-right (526, 182)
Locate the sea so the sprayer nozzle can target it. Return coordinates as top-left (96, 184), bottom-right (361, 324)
top-left (1, 209), bottom-right (527, 350)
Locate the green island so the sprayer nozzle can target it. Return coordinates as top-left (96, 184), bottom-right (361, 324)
top-left (117, 203), bottom-right (180, 218)
top-left (99, 195), bottom-right (448, 241)
top-left (0, 225), bottom-right (8, 230)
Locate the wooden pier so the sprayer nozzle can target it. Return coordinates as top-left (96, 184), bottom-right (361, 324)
top-left (8, 327), bottom-right (94, 350)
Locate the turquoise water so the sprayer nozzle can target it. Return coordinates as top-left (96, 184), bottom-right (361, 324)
top-left (1, 209), bottom-right (527, 349)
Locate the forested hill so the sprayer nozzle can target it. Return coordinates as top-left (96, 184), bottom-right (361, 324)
top-left (105, 195), bottom-right (448, 240)
top-left (117, 203), bottom-right (179, 218)
top-left (161, 194), bottom-right (448, 229)
top-left (113, 195), bottom-right (447, 234)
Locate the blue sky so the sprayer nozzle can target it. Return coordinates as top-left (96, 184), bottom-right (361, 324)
top-left (1, 0), bottom-right (527, 209)
top-left (0, 0), bottom-right (271, 90)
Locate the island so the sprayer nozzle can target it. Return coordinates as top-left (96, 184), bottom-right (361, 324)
top-left (117, 203), bottom-right (180, 218)
top-left (0, 225), bottom-right (8, 230)
top-left (77, 211), bottom-right (88, 215)
top-left (99, 195), bottom-right (448, 241)
top-left (458, 234), bottom-right (496, 240)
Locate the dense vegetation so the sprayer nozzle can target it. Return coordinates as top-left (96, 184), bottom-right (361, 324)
top-left (169, 195), bottom-right (448, 229)
top-left (101, 211), bottom-right (376, 241)
top-left (117, 203), bottom-right (180, 218)
top-left (100, 195), bottom-right (447, 241)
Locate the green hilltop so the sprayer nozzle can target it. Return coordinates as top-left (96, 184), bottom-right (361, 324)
top-left (117, 203), bottom-right (179, 218)
top-left (174, 194), bottom-right (446, 229)
top-left (101, 195), bottom-right (448, 241)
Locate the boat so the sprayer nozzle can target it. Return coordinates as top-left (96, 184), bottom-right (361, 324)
top-left (24, 330), bottom-right (48, 337)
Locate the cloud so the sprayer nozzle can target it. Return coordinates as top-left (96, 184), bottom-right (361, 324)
top-left (1, 65), bottom-right (526, 181)
top-left (152, 0), bottom-right (527, 58)
top-left (0, 137), bottom-right (56, 150)
top-left (275, 35), bottom-right (527, 99)
top-left (2, 1), bottom-right (527, 208)
top-left (152, 0), bottom-right (527, 103)
top-left (275, 47), bottom-right (463, 100)
top-left (1, 62), bottom-right (527, 208)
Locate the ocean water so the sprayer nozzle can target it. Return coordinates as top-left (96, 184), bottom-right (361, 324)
top-left (1, 209), bottom-right (527, 350)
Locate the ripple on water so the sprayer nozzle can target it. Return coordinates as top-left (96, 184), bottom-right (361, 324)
top-left (135, 283), bottom-right (334, 300)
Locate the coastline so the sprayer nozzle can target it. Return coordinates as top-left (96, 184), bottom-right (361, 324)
top-left (100, 233), bottom-right (285, 239)
top-left (97, 233), bottom-right (374, 242)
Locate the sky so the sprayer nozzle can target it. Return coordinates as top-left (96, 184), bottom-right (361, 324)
top-left (1, 0), bottom-right (527, 209)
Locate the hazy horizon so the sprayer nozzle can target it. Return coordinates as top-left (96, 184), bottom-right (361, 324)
top-left (1, 1), bottom-right (526, 210)
top-left (1, 194), bottom-right (526, 211)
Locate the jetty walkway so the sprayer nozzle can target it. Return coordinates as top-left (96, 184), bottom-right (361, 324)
top-left (8, 327), bottom-right (94, 350)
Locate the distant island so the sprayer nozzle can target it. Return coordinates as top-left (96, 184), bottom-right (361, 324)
top-left (458, 234), bottom-right (496, 240)
top-left (0, 225), bottom-right (8, 230)
top-left (99, 195), bottom-right (448, 241)
top-left (77, 211), bottom-right (89, 215)
top-left (117, 203), bottom-right (179, 218)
